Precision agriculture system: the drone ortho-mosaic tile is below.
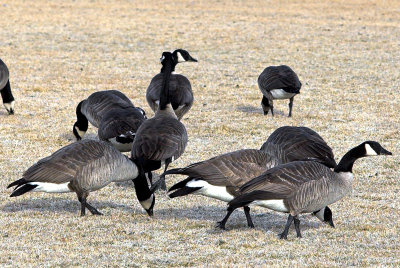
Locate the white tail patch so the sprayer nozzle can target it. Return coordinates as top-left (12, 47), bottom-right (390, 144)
top-left (187, 180), bottom-right (234, 202)
top-left (270, 89), bottom-right (296, 100)
top-left (253, 199), bottom-right (288, 212)
top-left (29, 182), bottom-right (72, 193)
top-left (365, 144), bottom-right (378, 156)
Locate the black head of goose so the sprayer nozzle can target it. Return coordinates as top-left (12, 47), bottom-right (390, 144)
top-left (224, 141), bottom-right (391, 239)
top-left (0, 58), bottom-right (15, 115)
top-left (132, 51), bottom-right (188, 195)
top-left (7, 140), bottom-right (155, 217)
top-left (165, 126), bottom-right (337, 229)
top-left (146, 49), bottom-right (197, 120)
top-left (258, 65), bottom-right (301, 117)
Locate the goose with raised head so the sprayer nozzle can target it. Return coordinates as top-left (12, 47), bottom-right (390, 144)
top-left (165, 126), bottom-right (337, 229)
top-left (258, 65), bottom-right (301, 117)
top-left (132, 51), bottom-right (188, 193)
top-left (224, 141), bottom-right (391, 239)
top-left (146, 49), bottom-right (197, 120)
top-left (73, 90), bottom-right (147, 152)
top-left (7, 140), bottom-right (155, 216)
top-left (0, 58), bottom-right (15, 115)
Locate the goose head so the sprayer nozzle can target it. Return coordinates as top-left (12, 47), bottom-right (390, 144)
top-left (362, 141), bottom-right (392, 156)
top-left (4, 101), bottom-right (15, 115)
top-left (313, 206), bottom-right (335, 228)
top-left (172, 49), bottom-right (197, 63)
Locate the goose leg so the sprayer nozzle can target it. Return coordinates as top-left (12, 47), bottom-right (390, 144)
top-left (216, 207), bottom-right (234, 230)
top-left (279, 215), bottom-right (294, 239)
top-left (85, 202), bottom-right (103, 215)
top-left (288, 97), bottom-right (294, 117)
top-left (243, 206), bottom-right (254, 228)
top-left (78, 197), bottom-right (86, 216)
top-left (159, 158), bottom-right (172, 191)
top-left (293, 216), bottom-right (301, 238)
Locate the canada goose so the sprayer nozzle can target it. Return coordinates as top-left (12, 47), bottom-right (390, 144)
top-left (7, 140), bottom-right (155, 216)
top-left (258, 65), bottom-right (301, 117)
top-left (223, 141), bottom-right (391, 239)
top-left (132, 51), bottom-right (188, 193)
top-left (165, 126), bottom-right (336, 228)
top-left (146, 49), bottom-right (197, 120)
top-left (0, 58), bottom-right (15, 115)
top-left (73, 90), bottom-right (146, 152)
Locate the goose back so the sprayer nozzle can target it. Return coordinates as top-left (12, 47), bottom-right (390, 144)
top-left (260, 126), bottom-right (337, 168)
top-left (81, 90), bottom-right (134, 127)
top-left (146, 73), bottom-right (193, 120)
top-left (258, 65), bottom-right (301, 95)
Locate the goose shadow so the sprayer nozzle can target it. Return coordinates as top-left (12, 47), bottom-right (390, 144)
top-left (155, 205), bottom-right (329, 235)
top-left (236, 105), bottom-right (286, 116)
top-left (1, 197), bottom-right (141, 215)
top-left (59, 132), bottom-right (99, 143)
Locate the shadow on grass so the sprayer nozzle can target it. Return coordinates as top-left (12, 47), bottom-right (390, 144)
top-left (236, 105), bottom-right (286, 116)
top-left (155, 205), bottom-right (329, 235)
top-left (1, 196), bottom-right (138, 215)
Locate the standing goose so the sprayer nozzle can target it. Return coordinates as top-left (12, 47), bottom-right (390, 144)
top-left (73, 90), bottom-right (147, 152)
top-left (146, 49), bottom-right (197, 120)
top-left (132, 51), bottom-right (188, 193)
top-left (223, 141), bottom-right (391, 239)
top-left (7, 140), bottom-right (155, 216)
top-left (258, 65), bottom-right (301, 117)
top-left (165, 126), bottom-right (336, 228)
top-left (0, 58), bottom-right (15, 115)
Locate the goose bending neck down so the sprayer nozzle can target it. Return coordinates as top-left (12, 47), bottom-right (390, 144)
top-left (7, 140), bottom-right (155, 216)
top-left (0, 58), bottom-right (15, 115)
top-left (223, 141), bottom-right (391, 239)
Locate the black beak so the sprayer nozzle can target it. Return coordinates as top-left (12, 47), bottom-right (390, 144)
top-left (146, 208), bottom-right (154, 217)
top-left (380, 148), bottom-right (392, 155)
top-left (188, 56), bottom-right (198, 62)
top-left (7, 109), bottom-right (14, 115)
top-left (328, 219), bottom-right (335, 228)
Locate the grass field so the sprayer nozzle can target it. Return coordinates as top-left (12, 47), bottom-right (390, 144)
top-left (0, 0), bottom-right (399, 266)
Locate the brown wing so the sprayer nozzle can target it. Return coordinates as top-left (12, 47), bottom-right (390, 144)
top-left (165, 149), bottom-right (272, 188)
top-left (98, 107), bottom-right (146, 140)
top-left (22, 140), bottom-right (110, 184)
top-left (131, 115), bottom-right (187, 161)
top-left (0, 58), bottom-right (9, 90)
top-left (258, 65), bottom-right (301, 95)
top-left (260, 126), bottom-right (337, 168)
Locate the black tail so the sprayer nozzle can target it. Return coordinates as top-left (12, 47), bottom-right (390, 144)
top-left (10, 184), bottom-right (38, 197)
top-left (167, 177), bottom-right (193, 192)
top-left (169, 186), bottom-right (201, 198)
top-left (162, 167), bottom-right (186, 176)
top-left (7, 178), bottom-right (27, 188)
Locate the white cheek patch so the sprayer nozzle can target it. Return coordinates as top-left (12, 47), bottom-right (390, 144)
top-left (365, 144), bottom-right (378, 156)
top-left (4, 101), bottom-right (15, 112)
top-left (75, 126), bottom-right (86, 139)
top-left (176, 51), bottom-right (185, 63)
top-left (139, 195), bottom-right (154, 210)
top-left (160, 55), bottom-right (165, 63)
top-left (313, 208), bottom-right (325, 223)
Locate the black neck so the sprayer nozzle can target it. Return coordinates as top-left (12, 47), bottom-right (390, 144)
top-left (1, 80), bottom-right (14, 103)
top-left (132, 167), bottom-right (152, 202)
top-left (75, 101), bottom-right (88, 131)
top-left (159, 60), bottom-right (175, 110)
top-left (334, 144), bottom-right (364, 173)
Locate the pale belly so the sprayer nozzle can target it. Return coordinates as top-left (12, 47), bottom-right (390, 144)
top-left (270, 89), bottom-right (296, 100)
top-left (252, 199), bottom-right (289, 213)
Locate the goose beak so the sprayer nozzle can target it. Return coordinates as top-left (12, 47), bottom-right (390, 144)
top-left (188, 56), bottom-right (197, 62)
top-left (380, 148), bottom-right (392, 155)
top-left (327, 218), bottom-right (335, 228)
top-left (146, 208), bottom-right (154, 217)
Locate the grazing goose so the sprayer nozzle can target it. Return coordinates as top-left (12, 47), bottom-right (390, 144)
top-left (223, 141), bottom-right (391, 239)
top-left (258, 65), bottom-right (301, 117)
top-left (73, 90), bottom-right (146, 152)
top-left (146, 49), bottom-right (197, 120)
top-left (0, 58), bottom-right (15, 115)
top-left (7, 140), bottom-right (155, 216)
top-left (132, 51), bottom-right (188, 192)
top-left (165, 126), bottom-right (336, 228)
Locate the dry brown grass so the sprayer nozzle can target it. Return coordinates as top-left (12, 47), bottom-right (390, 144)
top-left (1, 0), bottom-right (399, 266)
